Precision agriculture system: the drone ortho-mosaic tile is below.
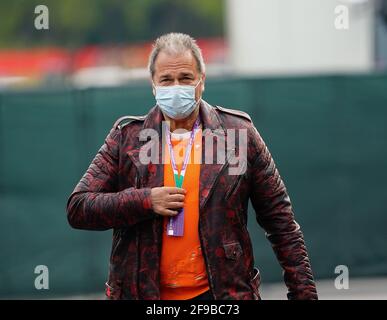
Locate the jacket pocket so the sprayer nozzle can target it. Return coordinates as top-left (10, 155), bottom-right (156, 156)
top-left (250, 267), bottom-right (261, 300)
top-left (105, 281), bottom-right (122, 300)
top-left (223, 241), bottom-right (243, 261)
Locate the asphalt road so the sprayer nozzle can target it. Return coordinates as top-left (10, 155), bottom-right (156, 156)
top-left (55, 278), bottom-right (387, 300)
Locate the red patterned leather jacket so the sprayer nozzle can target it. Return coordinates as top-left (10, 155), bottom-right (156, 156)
top-left (67, 101), bottom-right (318, 300)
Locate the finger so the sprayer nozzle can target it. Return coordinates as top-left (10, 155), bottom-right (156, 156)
top-left (167, 194), bottom-right (185, 202)
top-left (165, 187), bottom-right (186, 195)
top-left (162, 209), bottom-right (179, 216)
top-left (167, 202), bottom-right (184, 209)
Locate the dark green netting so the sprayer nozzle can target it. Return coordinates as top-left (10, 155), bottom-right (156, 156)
top-left (1, 74), bottom-right (386, 298)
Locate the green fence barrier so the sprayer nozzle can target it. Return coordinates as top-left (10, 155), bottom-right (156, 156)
top-left (0, 74), bottom-right (386, 298)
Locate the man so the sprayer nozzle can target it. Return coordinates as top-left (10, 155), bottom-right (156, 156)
top-left (67, 33), bottom-right (318, 300)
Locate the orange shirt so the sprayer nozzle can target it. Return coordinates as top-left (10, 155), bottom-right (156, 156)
top-left (160, 128), bottom-right (210, 300)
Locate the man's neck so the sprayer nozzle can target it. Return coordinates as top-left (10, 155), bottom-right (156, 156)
top-left (165, 106), bottom-right (200, 132)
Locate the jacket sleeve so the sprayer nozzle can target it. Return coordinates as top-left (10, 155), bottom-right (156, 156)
top-left (66, 124), bottom-right (155, 231)
top-left (248, 126), bottom-right (318, 300)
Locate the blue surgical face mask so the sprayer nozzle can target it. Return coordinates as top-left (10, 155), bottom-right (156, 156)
top-left (154, 79), bottom-right (202, 120)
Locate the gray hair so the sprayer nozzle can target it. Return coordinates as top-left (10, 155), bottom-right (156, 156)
top-left (148, 33), bottom-right (206, 77)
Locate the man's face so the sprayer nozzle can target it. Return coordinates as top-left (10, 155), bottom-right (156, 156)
top-left (152, 50), bottom-right (205, 102)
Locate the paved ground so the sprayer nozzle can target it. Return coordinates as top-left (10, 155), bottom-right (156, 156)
top-left (56, 278), bottom-right (387, 300)
top-left (260, 277), bottom-right (387, 300)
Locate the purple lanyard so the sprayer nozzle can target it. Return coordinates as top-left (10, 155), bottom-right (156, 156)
top-left (165, 117), bottom-right (200, 237)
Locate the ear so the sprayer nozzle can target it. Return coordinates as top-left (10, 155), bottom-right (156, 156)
top-left (150, 78), bottom-right (156, 96)
top-left (201, 73), bottom-right (206, 92)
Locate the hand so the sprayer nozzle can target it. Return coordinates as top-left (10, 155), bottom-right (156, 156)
top-left (150, 187), bottom-right (186, 216)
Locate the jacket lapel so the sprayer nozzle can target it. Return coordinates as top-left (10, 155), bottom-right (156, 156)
top-left (198, 101), bottom-right (228, 210)
top-left (127, 105), bottom-right (164, 190)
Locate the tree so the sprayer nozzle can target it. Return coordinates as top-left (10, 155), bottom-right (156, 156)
top-left (0, 0), bottom-right (224, 48)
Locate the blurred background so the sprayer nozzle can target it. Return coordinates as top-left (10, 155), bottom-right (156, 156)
top-left (0, 0), bottom-right (386, 299)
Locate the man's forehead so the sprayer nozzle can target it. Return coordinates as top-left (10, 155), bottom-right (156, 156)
top-left (154, 50), bottom-right (198, 75)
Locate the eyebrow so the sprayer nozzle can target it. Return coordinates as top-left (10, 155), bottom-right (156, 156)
top-left (180, 72), bottom-right (194, 78)
top-left (158, 72), bottom-right (194, 80)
